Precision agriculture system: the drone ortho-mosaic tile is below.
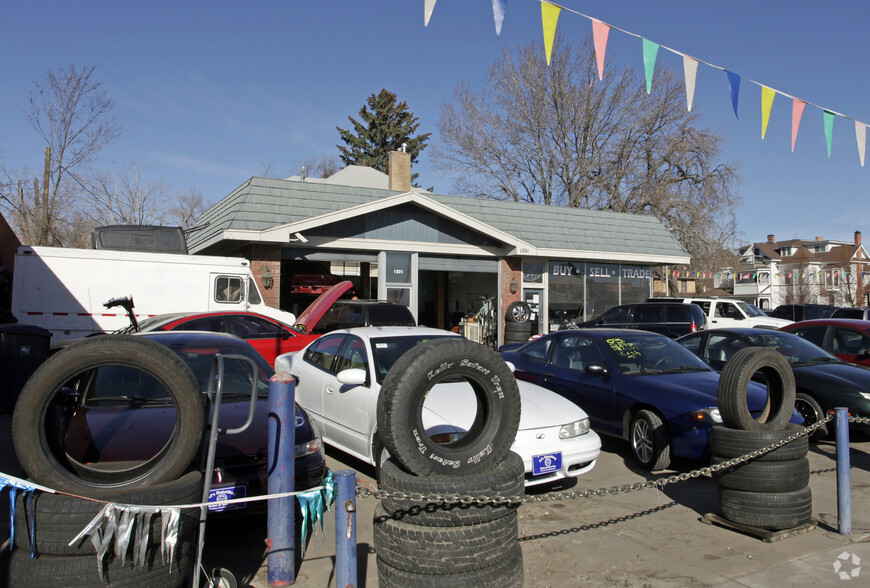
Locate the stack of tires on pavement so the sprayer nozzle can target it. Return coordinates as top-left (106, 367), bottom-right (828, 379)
top-left (374, 338), bottom-right (525, 587)
top-left (711, 347), bottom-right (813, 531)
top-left (2, 336), bottom-right (204, 587)
top-left (503, 301), bottom-right (532, 344)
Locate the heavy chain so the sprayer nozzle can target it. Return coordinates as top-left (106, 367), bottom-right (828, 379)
top-left (849, 414), bottom-right (870, 425)
top-left (356, 414), bottom-right (837, 505)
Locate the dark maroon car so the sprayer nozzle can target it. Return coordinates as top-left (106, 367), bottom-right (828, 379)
top-left (780, 318), bottom-right (870, 367)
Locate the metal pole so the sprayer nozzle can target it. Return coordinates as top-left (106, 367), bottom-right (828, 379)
top-left (268, 373), bottom-right (297, 586)
top-left (835, 407), bottom-right (852, 536)
top-left (334, 470), bottom-right (357, 588)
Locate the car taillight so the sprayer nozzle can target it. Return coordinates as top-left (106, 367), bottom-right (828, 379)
top-left (690, 321), bottom-right (698, 333)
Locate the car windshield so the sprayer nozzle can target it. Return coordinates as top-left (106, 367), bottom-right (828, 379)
top-left (738, 301), bottom-right (767, 318)
top-left (601, 333), bottom-right (712, 375)
top-left (160, 339), bottom-right (274, 398)
top-left (370, 335), bottom-right (455, 384)
top-left (739, 331), bottom-right (839, 365)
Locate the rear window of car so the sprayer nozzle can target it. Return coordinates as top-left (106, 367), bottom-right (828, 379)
top-left (832, 308), bottom-right (867, 319)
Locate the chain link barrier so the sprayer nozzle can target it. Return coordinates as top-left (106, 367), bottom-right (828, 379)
top-left (356, 413), bottom-right (850, 506)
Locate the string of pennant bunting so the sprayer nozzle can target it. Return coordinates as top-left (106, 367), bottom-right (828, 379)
top-left (672, 270), bottom-right (868, 279)
top-left (422, 0), bottom-right (869, 166)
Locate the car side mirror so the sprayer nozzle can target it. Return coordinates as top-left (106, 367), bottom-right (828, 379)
top-left (280, 328), bottom-right (292, 340)
top-left (585, 363), bottom-right (608, 376)
top-left (337, 368), bottom-right (367, 386)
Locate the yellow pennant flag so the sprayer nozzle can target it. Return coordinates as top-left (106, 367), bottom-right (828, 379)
top-left (541, 1), bottom-right (561, 65)
top-left (761, 86), bottom-right (775, 139)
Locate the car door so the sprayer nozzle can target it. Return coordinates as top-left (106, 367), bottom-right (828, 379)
top-left (541, 333), bottom-right (617, 434)
top-left (830, 325), bottom-right (870, 366)
top-left (225, 314), bottom-right (291, 365)
top-left (321, 334), bottom-right (374, 460)
top-left (294, 333), bottom-right (346, 432)
top-left (709, 301), bottom-right (745, 329)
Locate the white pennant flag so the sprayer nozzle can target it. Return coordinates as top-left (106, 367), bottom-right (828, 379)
top-left (425, 0), bottom-right (436, 26)
top-left (856, 121), bottom-right (867, 166)
top-left (683, 55), bottom-right (699, 112)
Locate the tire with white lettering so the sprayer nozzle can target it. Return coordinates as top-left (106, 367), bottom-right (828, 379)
top-left (376, 338), bottom-right (521, 476)
top-left (12, 335), bottom-right (205, 496)
top-left (718, 487), bottom-right (813, 530)
top-left (717, 347), bottom-right (796, 430)
top-left (710, 425), bottom-right (808, 461)
top-left (711, 456), bottom-right (809, 493)
top-left (379, 452), bottom-right (524, 526)
top-left (376, 539), bottom-right (523, 587)
top-left (13, 471), bottom-right (202, 556)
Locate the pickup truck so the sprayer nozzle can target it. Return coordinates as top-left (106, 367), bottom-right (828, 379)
top-left (650, 297), bottom-right (792, 330)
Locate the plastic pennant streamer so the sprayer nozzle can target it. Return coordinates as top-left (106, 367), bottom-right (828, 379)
top-left (726, 71), bottom-right (741, 119)
top-left (424, 0), bottom-right (436, 26)
top-left (592, 19), bottom-right (610, 80)
top-left (296, 470), bottom-right (335, 557)
top-left (856, 121), bottom-right (866, 166)
top-left (2, 472), bottom-right (54, 556)
top-left (791, 99), bottom-right (806, 151)
top-left (683, 55), bottom-right (699, 111)
top-left (541, 1), bottom-right (561, 66)
top-left (642, 38), bottom-right (659, 94)
top-left (492, 0), bottom-right (507, 37)
top-left (761, 86), bottom-right (775, 139)
top-left (823, 110), bottom-right (835, 157)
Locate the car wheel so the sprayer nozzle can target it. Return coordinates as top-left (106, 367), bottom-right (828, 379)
top-left (710, 425), bottom-right (808, 461)
top-left (373, 502), bottom-right (517, 575)
top-left (630, 409), bottom-right (671, 471)
top-left (717, 347), bottom-right (796, 430)
top-left (376, 542), bottom-right (523, 588)
top-left (376, 338), bottom-right (521, 476)
top-left (12, 335), bottom-right (206, 496)
top-left (711, 456), bottom-right (809, 493)
top-left (505, 302), bottom-right (531, 323)
top-left (718, 487), bottom-right (813, 530)
top-left (794, 392), bottom-right (828, 440)
top-left (378, 453), bottom-right (524, 526)
top-left (13, 471), bottom-right (202, 556)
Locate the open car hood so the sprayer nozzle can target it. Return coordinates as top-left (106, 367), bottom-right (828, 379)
top-left (294, 280), bottom-right (355, 333)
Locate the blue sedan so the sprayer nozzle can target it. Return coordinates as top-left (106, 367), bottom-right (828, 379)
top-left (500, 328), bottom-right (774, 471)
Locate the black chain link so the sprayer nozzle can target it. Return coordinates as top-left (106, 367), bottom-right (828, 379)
top-left (356, 413), bottom-right (838, 505)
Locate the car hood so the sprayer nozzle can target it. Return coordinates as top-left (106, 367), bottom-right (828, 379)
top-left (626, 371), bottom-right (770, 414)
top-left (294, 280), bottom-right (355, 333)
top-left (419, 379), bottom-right (589, 432)
top-left (794, 361), bottom-right (870, 389)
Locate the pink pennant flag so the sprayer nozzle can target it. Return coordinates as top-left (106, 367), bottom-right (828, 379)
top-left (791, 99), bottom-right (806, 151)
top-left (682, 55), bottom-right (699, 111)
top-left (592, 20), bottom-right (610, 80)
top-left (856, 121), bottom-right (867, 166)
top-left (424, 0), bottom-right (436, 26)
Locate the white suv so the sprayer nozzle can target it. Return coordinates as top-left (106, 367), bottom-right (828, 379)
top-left (651, 297), bottom-right (793, 329)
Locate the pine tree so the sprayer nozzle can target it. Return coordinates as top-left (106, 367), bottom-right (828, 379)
top-left (336, 89), bottom-right (431, 184)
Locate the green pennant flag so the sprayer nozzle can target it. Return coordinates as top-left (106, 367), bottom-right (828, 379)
top-left (642, 38), bottom-right (659, 94)
top-left (824, 110), bottom-right (835, 157)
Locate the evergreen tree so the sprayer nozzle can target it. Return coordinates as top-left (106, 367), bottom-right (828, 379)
top-left (336, 89), bottom-right (431, 184)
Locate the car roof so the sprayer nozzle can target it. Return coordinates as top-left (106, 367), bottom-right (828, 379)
top-left (320, 326), bottom-right (457, 339)
top-left (139, 311), bottom-right (291, 330)
top-left (556, 327), bottom-right (668, 338)
top-left (783, 318), bottom-right (870, 328)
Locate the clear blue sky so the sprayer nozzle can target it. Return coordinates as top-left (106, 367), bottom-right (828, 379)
top-left (2, 1), bottom-right (868, 246)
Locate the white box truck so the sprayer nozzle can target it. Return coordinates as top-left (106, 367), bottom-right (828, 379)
top-left (11, 246), bottom-right (296, 343)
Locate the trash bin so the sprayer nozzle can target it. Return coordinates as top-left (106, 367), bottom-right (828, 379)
top-left (0, 324), bottom-right (52, 413)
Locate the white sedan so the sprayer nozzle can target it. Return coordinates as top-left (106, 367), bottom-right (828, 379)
top-left (275, 326), bottom-right (601, 487)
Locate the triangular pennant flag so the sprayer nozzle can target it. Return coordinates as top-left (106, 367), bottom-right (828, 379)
top-left (424, 0), bottom-right (436, 26)
top-left (823, 110), bottom-right (835, 157)
top-left (592, 20), bottom-right (610, 80)
top-left (856, 121), bottom-right (866, 166)
top-left (761, 86), bottom-right (775, 139)
top-left (492, 0), bottom-right (507, 37)
top-left (541, 2), bottom-right (561, 66)
top-left (791, 99), bottom-right (806, 151)
top-left (683, 55), bottom-right (699, 111)
top-left (726, 71), bottom-right (741, 119)
top-left (642, 38), bottom-right (659, 94)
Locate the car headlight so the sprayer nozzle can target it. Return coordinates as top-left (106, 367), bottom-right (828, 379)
top-left (690, 408), bottom-right (722, 423)
top-left (559, 418), bottom-right (590, 439)
top-left (295, 437), bottom-right (322, 457)
top-left (860, 392), bottom-right (870, 401)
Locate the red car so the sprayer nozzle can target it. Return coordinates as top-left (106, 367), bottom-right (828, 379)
top-left (780, 318), bottom-right (870, 367)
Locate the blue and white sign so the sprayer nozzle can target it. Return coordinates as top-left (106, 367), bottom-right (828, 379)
top-left (208, 484), bottom-right (247, 512)
top-left (532, 452), bottom-right (562, 476)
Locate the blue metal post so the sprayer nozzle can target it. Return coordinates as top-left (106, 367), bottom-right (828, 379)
top-left (334, 470), bottom-right (357, 588)
top-left (835, 407), bottom-right (852, 536)
top-left (268, 374), bottom-right (296, 586)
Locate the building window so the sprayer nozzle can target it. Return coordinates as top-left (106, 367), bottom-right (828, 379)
top-left (825, 270), bottom-right (840, 290)
top-left (522, 260), bottom-right (543, 284)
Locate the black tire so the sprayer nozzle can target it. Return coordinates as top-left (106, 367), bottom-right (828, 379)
top-left (504, 322), bottom-right (531, 333)
top-left (630, 409), bottom-right (671, 471)
top-left (795, 392), bottom-right (828, 440)
top-left (711, 456), bottom-right (809, 493)
top-left (376, 338), bottom-right (522, 476)
top-left (373, 502), bottom-right (517, 574)
top-left (503, 333), bottom-right (530, 344)
top-left (718, 487), bottom-right (813, 530)
top-left (710, 425), bottom-right (808, 461)
top-left (375, 539), bottom-right (523, 588)
top-left (13, 471), bottom-right (202, 556)
top-left (3, 538), bottom-right (194, 587)
top-left (12, 335), bottom-right (205, 496)
top-left (505, 302), bottom-right (531, 323)
top-left (717, 347), bottom-right (796, 430)
top-left (379, 452), bottom-right (524, 526)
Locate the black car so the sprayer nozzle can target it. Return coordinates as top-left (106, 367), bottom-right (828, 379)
top-left (577, 302), bottom-right (707, 338)
top-left (832, 307), bottom-right (870, 320)
top-left (768, 304), bottom-right (838, 322)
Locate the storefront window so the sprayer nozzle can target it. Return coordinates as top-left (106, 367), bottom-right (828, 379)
top-left (522, 261), bottom-right (543, 284)
top-left (548, 262), bottom-right (585, 329)
top-left (620, 265), bottom-right (652, 305)
top-left (585, 263), bottom-right (620, 320)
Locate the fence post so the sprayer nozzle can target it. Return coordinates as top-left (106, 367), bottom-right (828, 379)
top-left (334, 470), bottom-right (357, 588)
top-left (835, 407), bottom-right (852, 536)
top-left (268, 374), bottom-right (297, 586)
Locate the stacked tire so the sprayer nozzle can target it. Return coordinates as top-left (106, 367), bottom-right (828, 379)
top-left (374, 338), bottom-right (525, 587)
top-left (504, 302), bottom-right (532, 344)
top-left (711, 347), bottom-right (812, 530)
